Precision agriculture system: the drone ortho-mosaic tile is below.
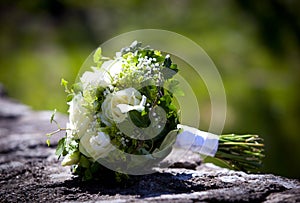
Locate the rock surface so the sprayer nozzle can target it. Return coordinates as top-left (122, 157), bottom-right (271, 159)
top-left (0, 87), bottom-right (299, 202)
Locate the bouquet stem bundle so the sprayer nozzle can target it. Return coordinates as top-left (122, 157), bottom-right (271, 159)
top-left (205, 134), bottom-right (264, 173)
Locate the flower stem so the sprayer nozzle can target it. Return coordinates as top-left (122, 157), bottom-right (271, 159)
top-left (205, 134), bottom-right (265, 173)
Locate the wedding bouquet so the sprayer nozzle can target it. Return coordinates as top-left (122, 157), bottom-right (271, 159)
top-left (47, 41), bottom-right (264, 181)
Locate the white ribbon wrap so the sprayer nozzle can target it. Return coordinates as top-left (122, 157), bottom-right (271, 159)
top-left (175, 124), bottom-right (219, 157)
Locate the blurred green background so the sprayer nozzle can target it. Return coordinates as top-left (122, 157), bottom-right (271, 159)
top-left (0, 0), bottom-right (299, 178)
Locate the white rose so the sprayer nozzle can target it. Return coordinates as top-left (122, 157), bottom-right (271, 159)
top-left (101, 88), bottom-right (142, 124)
top-left (79, 129), bottom-right (114, 161)
top-left (80, 59), bottom-right (123, 89)
top-left (67, 94), bottom-right (92, 139)
top-left (80, 69), bottom-right (110, 89)
top-left (101, 59), bottom-right (123, 79)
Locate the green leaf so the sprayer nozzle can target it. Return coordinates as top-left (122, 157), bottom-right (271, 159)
top-left (163, 55), bottom-right (172, 68)
top-left (204, 156), bottom-right (235, 170)
top-left (161, 67), bottom-right (177, 79)
top-left (50, 109), bottom-right (56, 124)
top-left (46, 139), bottom-right (51, 147)
top-left (141, 110), bottom-right (147, 116)
top-left (66, 94), bottom-right (74, 102)
top-left (170, 64), bottom-right (178, 72)
top-left (61, 78), bottom-right (68, 90)
top-left (79, 156), bottom-right (90, 168)
top-left (84, 168), bottom-right (93, 181)
top-left (55, 137), bottom-right (66, 157)
top-left (71, 82), bottom-right (82, 94)
top-left (128, 110), bottom-right (151, 128)
top-left (90, 162), bottom-right (101, 174)
top-left (61, 78), bottom-right (71, 94)
top-left (93, 47), bottom-right (102, 63)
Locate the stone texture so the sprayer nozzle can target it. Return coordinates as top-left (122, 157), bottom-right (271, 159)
top-left (0, 87), bottom-right (299, 202)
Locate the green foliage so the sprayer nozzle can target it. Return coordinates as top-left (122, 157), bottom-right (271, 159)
top-left (204, 156), bottom-right (235, 170)
top-left (46, 139), bottom-right (51, 147)
top-left (61, 78), bottom-right (68, 89)
top-left (55, 137), bottom-right (66, 158)
top-left (129, 110), bottom-right (151, 128)
top-left (164, 79), bottom-right (184, 97)
top-left (93, 47), bottom-right (102, 63)
top-left (50, 109), bottom-right (57, 124)
top-left (72, 83), bottom-right (82, 94)
top-left (79, 155), bottom-right (90, 168)
top-left (61, 78), bottom-right (70, 93)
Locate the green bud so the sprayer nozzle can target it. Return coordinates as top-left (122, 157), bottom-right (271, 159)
top-left (61, 151), bottom-right (80, 166)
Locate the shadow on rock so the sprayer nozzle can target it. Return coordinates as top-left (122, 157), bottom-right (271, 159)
top-left (48, 171), bottom-right (196, 198)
